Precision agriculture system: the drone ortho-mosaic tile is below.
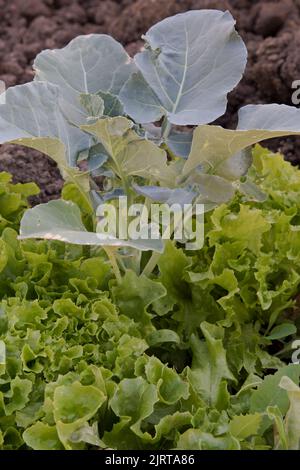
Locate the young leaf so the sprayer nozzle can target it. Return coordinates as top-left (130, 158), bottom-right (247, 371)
top-left (19, 199), bottom-right (164, 252)
top-left (133, 184), bottom-right (196, 206)
top-left (187, 173), bottom-right (236, 205)
top-left (0, 340), bottom-right (5, 376)
top-left (267, 406), bottom-right (288, 450)
top-left (80, 92), bottom-right (124, 120)
top-left (166, 131), bottom-right (193, 159)
top-left (236, 178), bottom-right (267, 203)
top-left (188, 322), bottom-right (235, 407)
top-left (53, 382), bottom-right (106, 425)
top-left (175, 429), bottom-right (240, 450)
top-left (80, 93), bottom-right (105, 120)
top-left (82, 117), bottom-right (175, 185)
top-left (112, 270), bottom-right (166, 325)
top-left (250, 365), bottom-right (300, 416)
top-left (229, 413), bottom-right (262, 440)
top-left (5, 376), bottom-right (33, 415)
top-left (23, 423), bottom-right (63, 450)
top-left (120, 10), bottom-right (247, 125)
top-left (34, 34), bottom-right (135, 125)
top-left (147, 329), bottom-right (180, 346)
top-left (78, 142), bottom-right (108, 172)
top-left (266, 323), bottom-right (297, 341)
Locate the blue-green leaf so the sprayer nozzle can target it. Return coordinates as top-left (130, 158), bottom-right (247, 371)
top-left (34, 34), bottom-right (135, 126)
top-left (120, 10), bottom-right (247, 125)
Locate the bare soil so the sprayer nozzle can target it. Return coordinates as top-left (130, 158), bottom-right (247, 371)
top-left (0, 0), bottom-right (299, 203)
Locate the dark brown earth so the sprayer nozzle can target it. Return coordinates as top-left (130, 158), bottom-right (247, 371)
top-left (0, 0), bottom-right (300, 203)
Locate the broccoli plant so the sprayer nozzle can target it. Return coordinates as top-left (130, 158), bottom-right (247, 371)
top-left (1, 9), bottom-right (300, 280)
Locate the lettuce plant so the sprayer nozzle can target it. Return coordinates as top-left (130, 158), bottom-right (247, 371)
top-left (1, 9), bottom-right (300, 281)
top-left (1, 148), bottom-right (300, 450)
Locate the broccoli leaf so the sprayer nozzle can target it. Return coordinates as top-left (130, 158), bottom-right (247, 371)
top-left (184, 104), bottom-right (300, 178)
top-left (34, 34), bottom-right (135, 126)
top-left (120, 10), bottom-right (247, 125)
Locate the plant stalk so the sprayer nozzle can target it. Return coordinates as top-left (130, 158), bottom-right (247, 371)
top-left (142, 251), bottom-right (161, 277)
top-left (162, 119), bottom-right (172, 140)
top-left (104, 247), bottom-right (122, 284)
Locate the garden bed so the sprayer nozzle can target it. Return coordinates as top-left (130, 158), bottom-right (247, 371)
top-left (0, 0), bottom-right (300, 204)
top-left (1, 146), bottom-right (300, 450)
